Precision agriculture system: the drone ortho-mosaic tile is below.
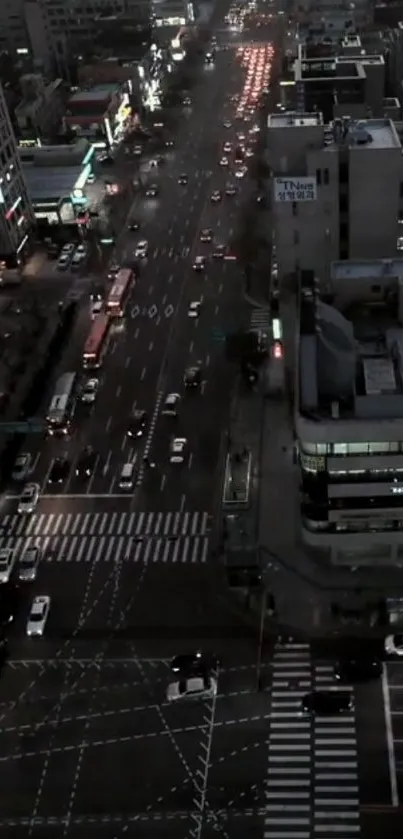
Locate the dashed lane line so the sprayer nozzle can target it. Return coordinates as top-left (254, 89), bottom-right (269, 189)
top-left (0, 809), bottom-right (266, 828)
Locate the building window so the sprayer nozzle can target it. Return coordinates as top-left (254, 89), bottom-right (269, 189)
top-left (339, 194), bottom-right (348, 213)
top-left (293, 230), bottom-right (299, 245)
top-left (323, 168), bottom-right (329, 185)
top-left (292, 201), bottom-right (297, 217)
top-left (339, 161), bottom-right (348, 183)
top-left (316, 168), bottom-right (322, 185)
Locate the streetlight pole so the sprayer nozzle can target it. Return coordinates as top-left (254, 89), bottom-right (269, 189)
top-left (256, 587), bottom-right (267, 690)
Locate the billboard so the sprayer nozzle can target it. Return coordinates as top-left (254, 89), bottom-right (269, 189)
top-left (274, 177), bottom-right (317, 202)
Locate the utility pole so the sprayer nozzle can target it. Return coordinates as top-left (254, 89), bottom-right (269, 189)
top-left (256, 587), bottom-right (267, 690)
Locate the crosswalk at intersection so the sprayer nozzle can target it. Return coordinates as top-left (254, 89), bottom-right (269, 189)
top-left (265, 642), bottom-right (361, 839)
top-left (0, 511), bottom-right (211, 565)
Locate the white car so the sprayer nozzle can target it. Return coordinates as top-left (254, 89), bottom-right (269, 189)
top-left (193, 256), bottom-right (205, 271)
top-left (81, 378), bottom-right (99, 404)
top-left (18, 547), bottom-right (41, 582)
top-left (71, 244), bottom-right (88, 268)
top-left (385, 634), bottom-right (403, 656)
top-left (26, 595), bottom-right (50, 637)
top-left (0, 549), bottom-right (16, 584)
top-left (170, 437), bottom-right (187, 463)
top-left (223, 142), bottom-right (232, 153)
top-left (235, 166), bottom-right (247, 179)
top-left (135, 240), bottom-right (148, 258)
top-left (166, 675), bottom-right (217, 702)
top-left (18, 483), bottom-right (40, 514)
top-left (220, 156), bottom-right (229, 166)
top-left (91, 299), bottom-right (103, 318)
top-left (57, 253), bottom-right (70, 271)
top-left (188, 301), bottom-right (201, 318)
top-left (12, 452), bottom-right (31, 481)
top-left (134, 145), bottom-right (142, 156)
top-left (162, 393), bottom-right (181, 417)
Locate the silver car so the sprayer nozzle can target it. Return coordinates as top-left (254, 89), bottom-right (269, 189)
top-left (26, 595), bottom-right (50, 637)
top-left (18, 547), bottom-right (41, 582)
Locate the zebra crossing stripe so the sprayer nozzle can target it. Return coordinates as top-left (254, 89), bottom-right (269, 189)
top-left (0, 510), bottom-right (210, 539)
top-left (1, 534), bottom-right (210, 564)
top-left (250, 308), bottom-right (271, 331)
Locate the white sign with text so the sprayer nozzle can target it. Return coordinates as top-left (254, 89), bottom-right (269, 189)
top-left (274, 177), bottom-right (317, 203)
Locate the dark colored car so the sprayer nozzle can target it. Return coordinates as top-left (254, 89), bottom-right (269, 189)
top-left (145, 184), bottom-right (159, 198)
top-left (127, 410), bottom-right (148, 438)
top-left (76, 448), bottom-right (97, 478)
top-left (301, 690), bottom-right (353, 715)
top-left (184, 366), bottom-right (202, 388)
top-left (334, 659), bottom-right (382, 682)
top-left (0, 584), bottom-right (20, 627)
top-left (178, 174), bottom-right (188, 185)
top-left (48, 457), bottom-right (70, 485)
top-left (128, 219), bottom-right (140, 231)
top-left (171, 651), bottom-right (220, 676)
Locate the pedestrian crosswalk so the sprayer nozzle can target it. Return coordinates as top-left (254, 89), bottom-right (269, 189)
top-left (265, 642), bottom-right (360, 839)
top-left (250, 308), bottom-right (270, 332)
top-left (0, 511), bottom-right (211, 565)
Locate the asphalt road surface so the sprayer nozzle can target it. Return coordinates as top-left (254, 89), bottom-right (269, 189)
top-left (2, 2), bottom-right (401, 839)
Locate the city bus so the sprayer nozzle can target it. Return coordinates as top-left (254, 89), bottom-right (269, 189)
top-left (83, 314), bottom-right (111, 369)
top-left (106, 268), bottom-right (133, 317)
top-left (46, 372), bottom-right (77, 435)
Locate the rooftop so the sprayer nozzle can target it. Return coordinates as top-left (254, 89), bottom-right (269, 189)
top-left (68, 84), bottom-right (117, 104)
top-left (298, 263), bottom-right (403, 426)
top-left (23, 165), bottom-right (83, 204)
top-left (268, 112), bottom-right (323, 128)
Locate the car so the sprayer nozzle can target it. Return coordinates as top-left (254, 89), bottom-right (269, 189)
top-left (12, 452), bottom-right (31, 482)
top-left (48, 457), bottom-right (70, 485)
top-left (212, 244), bottom-right (226, 258)
top-left (128, 219), bottom-right (140, 231)
top-left (170, 437), bottom-right (187, 463)
top-left (145, 184), bottom-right (159, 198)
top-left (235, 165), bottom-right (247, 179)
top-left (200, 228), bottom-right (213, 243)
top-left (171, 651), bottom-right (220, 676)
top-left (81, 378), bottom-right (99, 404)
top-left (184, 365), bottom-right (202, 388)
top-left (127, 410), bottom-right (148, 437)
top-left (18, 547), bottom-right (41, 582)
top-left (183, 96), bottom-right (192, 106)
top-left (91, 299), bottom-right (103, 318)
top-left (0, 549), bottom-right (16, 584)
top-left (188, 301), bottom-right (201, 318)
top-left (219, 156), bottom-right (229, 166)
top-left (18, 483), bottom-right (40, 514)
top-left (57, 253), bottom-right (70, 271)
top-left (99, 155), bottom-right (114, 165)
top-left (301, 690), bottom-right (353, 716)
top-left (165, 139), bottom-right (174, 148)
top-left (135, 239), bottom-right (148, 258)
top-left (166, 675), bottom-right (217, 702)
top-left (223, 120), bottom-right (232, 128)
top-left (107, 262), bottom-right (120, 279)
top-left (223, 142), bottom-right (232, 153)
top-left (334, 659), bottom-right (382, 682)
top-left (0, 584), bottom-right (19, 625)
top-left (26, 595), bottom-right (50, 637)
top-left (161, 393), bottom-right (181, 417)
top-left (133, 145), bottom-right (142, 156)
top-left (211, 190), bottom-right (222, 203)
top-left (71, 244), bottom-right (88, 266)
top-left (385, 633), bottom-right (403, 656)
top-left (178, 174), bottom-right (188, 185)
top-left (225, 183), bottom-right (238, 196)
top-left (76, 447), bottom-right (97, 478)
top-left (193, 256), bottom-right (205, 271)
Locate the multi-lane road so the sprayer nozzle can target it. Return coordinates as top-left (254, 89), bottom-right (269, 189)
top-left (2, 2), bottom-right (403, 838)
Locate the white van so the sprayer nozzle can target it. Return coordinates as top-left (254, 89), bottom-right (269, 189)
top-left (119, 461), bottom-right (136, 490)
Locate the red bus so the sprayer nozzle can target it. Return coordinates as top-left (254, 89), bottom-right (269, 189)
top-left (106, 268), bottom-right (133, 317)
top-left (83, 314), bottom-right (111, 369)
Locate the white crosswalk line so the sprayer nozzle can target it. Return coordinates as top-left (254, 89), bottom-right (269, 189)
top-left (250, 308), bottom-right (270, 332)
top-left (265, 643), bottom-right (361, 839)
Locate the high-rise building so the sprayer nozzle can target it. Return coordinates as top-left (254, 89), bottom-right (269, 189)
top-left (0, 83), bottom-right (34, 264)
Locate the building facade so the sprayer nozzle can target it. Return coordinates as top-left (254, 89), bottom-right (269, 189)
top-left (0, 83), bottom-right (34, 264)
top-left (296, 261), bottom-right (403, 566)
top-left (15, 75), bottom-right (65, 142)
top-left (268, 114), bottom-right (403, 284)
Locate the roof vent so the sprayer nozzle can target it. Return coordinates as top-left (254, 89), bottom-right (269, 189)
top-left (354, 128), bottom-right (373, 144)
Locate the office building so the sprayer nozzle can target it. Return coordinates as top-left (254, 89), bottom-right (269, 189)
top-left (15, 75), bottom-right (65, 142)
top-left (267, 114), bottom-right (403, 284)
top-left (297, 261), bottom-right (403, 566)
top-left (0, 82), bottom-right (34, 264)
